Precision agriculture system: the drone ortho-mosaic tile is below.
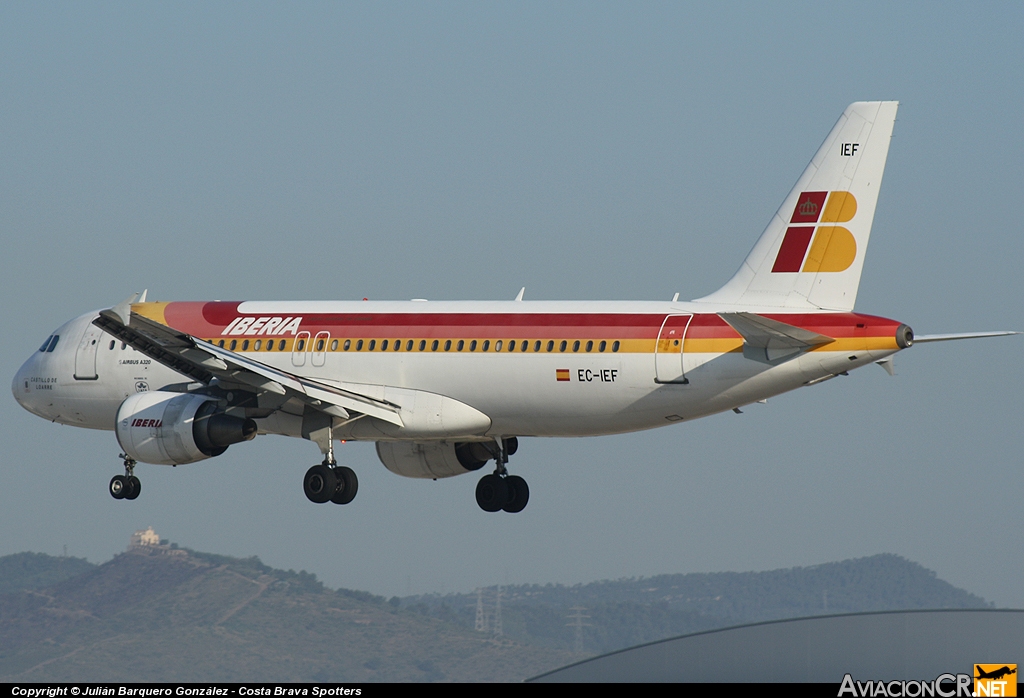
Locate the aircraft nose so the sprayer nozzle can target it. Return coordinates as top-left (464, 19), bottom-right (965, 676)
top-left (12, 355), bottom-right (33, 409)
top-left (12, 351), bottom-right (44, 414)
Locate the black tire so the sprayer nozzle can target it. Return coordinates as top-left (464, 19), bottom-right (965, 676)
top-left (123, 476), bottom-right (142, 500)
top-left (475, 474), bottom-right (507, 513)
top-left (502, 475), bottom-right (529, 513)
top-left (303, 465), bottom-right (337, 504)
top-left (109, 475), bottom-right (127, 500)
top-left (330, 467), bottom-right (359, 505)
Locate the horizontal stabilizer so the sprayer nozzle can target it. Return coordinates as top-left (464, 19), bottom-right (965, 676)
top-left (719, 312), bottom-right (834, 364)
top-left (913, 331), bottom-right (1020, 343)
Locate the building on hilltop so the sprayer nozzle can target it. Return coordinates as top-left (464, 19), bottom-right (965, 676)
top-left (130, 527), bottom-right (160, 549)
top-left (127, 527), bottom-right (187, 557)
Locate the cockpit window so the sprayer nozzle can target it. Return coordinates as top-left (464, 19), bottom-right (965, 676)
top-left (39, 336), bottom-right (53, 352)
top-left (46, 335), bottom-right (59, 352)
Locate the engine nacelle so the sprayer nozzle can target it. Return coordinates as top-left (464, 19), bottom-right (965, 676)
top-left (115, 391), bottom-right (257, 465)
top-left (376, 441), bottom-right (494, 479)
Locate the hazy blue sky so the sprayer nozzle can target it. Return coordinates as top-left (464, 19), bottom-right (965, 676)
top-left (3, 3), bottom-right (1023, 607)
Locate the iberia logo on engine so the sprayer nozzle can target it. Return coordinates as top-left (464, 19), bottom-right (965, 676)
top-left (131, 419), bottom-right (163, 428)
top-left (772, 191), bottom-right (858, 273)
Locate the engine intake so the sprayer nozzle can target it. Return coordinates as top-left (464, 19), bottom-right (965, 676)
top-left (115, 391), bottom-right (256, 465)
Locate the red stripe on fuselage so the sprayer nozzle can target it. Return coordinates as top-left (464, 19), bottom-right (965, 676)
top-left (161, 302), bottom-right (902, 341)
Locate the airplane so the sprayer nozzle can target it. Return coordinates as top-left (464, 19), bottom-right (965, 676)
top-left (975, 666), bottom-right (1017, 681)
top-left (12, 101), bottom-right (1017, 513)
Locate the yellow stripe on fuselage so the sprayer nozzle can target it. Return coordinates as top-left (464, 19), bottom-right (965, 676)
top-left (131, 302), bottom-right (171, 325)
top-left (195, 335), bottom-right (898, 355)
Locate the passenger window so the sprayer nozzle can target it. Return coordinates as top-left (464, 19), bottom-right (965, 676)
top-left (482, 340), bottom-right (490, 352)
top-left (495, 340), bottom-right (503, 351)
top-left (218, 339), bottom-right (225, 348)
top-left (242, 340), bottom-right (250, 351)
top-left (121, 342), bottom-right (127, 350)
top-left (331, 339), bottom-right (338, 351)
top-left (369, 340), bottom-right (376, 351)
top-left (230, 339), bottom-right (238, 351)
top-left (508, 340), bottom-right (515, 352)
top-left (254, 340), bottom-right (261, 351)
top-left (431, 340), bottom-right (439, 351)
top-left (457, 339), bottom-right (464, 351)
top-left (394, 340), bottom-right (400, 351)
top-left (612, 340), bottom-right (620, 352)
top-left (470, 340), bottom-right (477, 351)
top-left (316, 339), bottom-right (325, 351)
top-left (419, 340), bottom-right (426, 351)
top-left (572, 340), bottom-right (580, 352)
top-left (406, 340), bottom-right (413, 351)
top-left (381, 340), bottom-right (389, 351)
top-left (109, 340), bottom-right (115, 350)
top-left (599, 340), bottom-right (607, 352)
top-left (559, 340), bottom-right (567, 352)
top-left (444, 340), bottom-right (451, 351)
top-left (534, 340), bottom-right (541, 352)
top-left (547, 340), bottom-right (554, 352)
top-left (585, 340), bottom-right (593, 352)
top-left (356, 339), bottom-right (364, 351)
top-left (344, 339), bottom-right (351, 351)
top-left (266, 340), bottom-right (274, 351)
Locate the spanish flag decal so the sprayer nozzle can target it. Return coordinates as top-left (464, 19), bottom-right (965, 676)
top-left (556, 369), bottom-right (571, 382)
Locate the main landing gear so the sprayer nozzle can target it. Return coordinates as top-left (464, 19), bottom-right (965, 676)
top-left (475, 437), bottom-right (529, 514)
top-left (302, 433), bottom-right (358, 505)
top-left (110, 453), bottom-right (141, 501)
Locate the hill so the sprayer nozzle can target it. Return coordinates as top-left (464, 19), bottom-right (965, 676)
top-left (0, 546), bottom-right (574, 682)
top-left (399, 554), bottom-right (990, 655)
top-left (0, 548), bottom-right (989, 681)
top-left (0, 552), bottom-right (95, 595)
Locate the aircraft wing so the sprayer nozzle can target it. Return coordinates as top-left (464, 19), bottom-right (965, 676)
top-left (92, 295), bottom-right (404, 427)
top-left (719, 312), bottom-right (834, 364)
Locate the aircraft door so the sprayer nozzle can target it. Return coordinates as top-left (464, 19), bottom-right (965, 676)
top-left (654, 314), bottom-right (692, 384)
top-left (311, 331), bottom-right (329, 367)
top-left (74, 323), bottom-right (104, 380)
top-left (291, 331), bottom-right (311, 367)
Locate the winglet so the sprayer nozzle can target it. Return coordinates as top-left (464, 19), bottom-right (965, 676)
top-left (100, 292), bottom-right (141, 327)
top-left (515, 287), bottom-right (525, 301)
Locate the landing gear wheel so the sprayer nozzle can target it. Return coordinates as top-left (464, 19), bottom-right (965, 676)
top-left (330, 467), bottom-right (359, 505)
top-left (124, 476), bottom-right (141, 500)
top-left (304, 464), bottom-right (337, 504)
top-left (475, 474), bottom-right (508, 513)
top-left (109, 475), bottom-right (128, 500)
top-left (502, 475), bottom-right (529, 513)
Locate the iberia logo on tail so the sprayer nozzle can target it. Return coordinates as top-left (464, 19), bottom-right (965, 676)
top-left (771, 191), bottom-right (858, 273)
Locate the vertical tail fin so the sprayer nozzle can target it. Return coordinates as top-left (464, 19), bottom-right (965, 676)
top-left (695, 101), bottom-right (898, 311)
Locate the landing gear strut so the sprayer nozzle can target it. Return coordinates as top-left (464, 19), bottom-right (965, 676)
top-left (302, 425), bottom-right (358, 505)
top-left (475, 437), bottom-right (529, 513)
top-left (110, 453), bottom-right (141, 501)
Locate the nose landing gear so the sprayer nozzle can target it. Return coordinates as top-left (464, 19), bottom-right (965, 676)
top-left (110, 454), bottom-right (141, 500)
top-left (475, 437), bottom-right (529, 513)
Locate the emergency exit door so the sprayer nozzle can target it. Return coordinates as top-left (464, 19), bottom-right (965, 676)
top-left (654, 314), bottom-right (692, 384)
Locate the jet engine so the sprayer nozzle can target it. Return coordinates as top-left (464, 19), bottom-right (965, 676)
top-left (115, 391), bottom-right (257, 465)
top-left (375, 441), bottom-right (494, 479)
